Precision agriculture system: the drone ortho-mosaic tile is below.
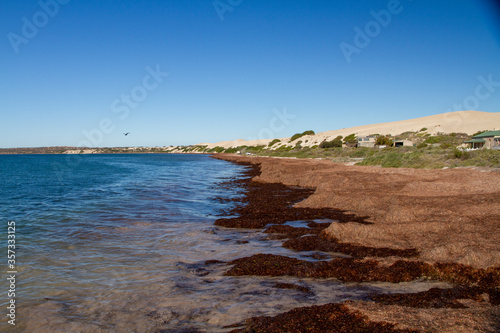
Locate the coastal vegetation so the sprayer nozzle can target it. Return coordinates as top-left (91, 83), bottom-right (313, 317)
top-left (319, 136), bottom-right (343, 148)
top-left (254, 145), bottom-right (500, 169)
top-left (375, 135), bottom-right (393, 147)
top-left (205, 131), bottom-right (500, 169)
top-left (268, 139), bottom-right (281, 147)
top-left (289, 130), bottom-right (315, 142)
top-left (343, 133), bottom-right (357, 145)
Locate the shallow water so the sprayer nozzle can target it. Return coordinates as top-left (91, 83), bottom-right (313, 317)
top-left (0, 154), bottom-right (449, 332)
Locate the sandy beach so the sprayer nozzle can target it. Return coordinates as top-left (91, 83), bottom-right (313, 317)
top-left (213, 154), bottom-right (500, 332)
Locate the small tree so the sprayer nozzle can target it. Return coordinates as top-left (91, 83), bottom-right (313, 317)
top-left (268, 139), bottom-right (281, 147)
top-left (320, 136), bottom-right (343, 148)
top-left (302, 130), bottom-right (315, 136)
top-left (375, 136), bottom-right (393, 146)
top-left (290, 130), bottom-right (315, 142)
top-left (331, 136), bottom-right (343, 147)
top-left (343, 133), bottom-right (357, 146)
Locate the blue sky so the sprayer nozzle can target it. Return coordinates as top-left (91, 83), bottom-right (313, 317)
top-left (1, 0), bottom-right (499, 148)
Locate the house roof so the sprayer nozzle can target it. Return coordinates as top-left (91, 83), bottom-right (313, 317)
top-left (464, 138), bottom-right (486, 143)
top-left (472, 130), bottom-right (500, 138)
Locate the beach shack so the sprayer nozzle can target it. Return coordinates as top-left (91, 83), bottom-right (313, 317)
top-left (463, 130), bottom-right (500, 149)
top-left (394, 140), bottom-right (414, 147)
top-left (357, 136), bottom-right (376, 148)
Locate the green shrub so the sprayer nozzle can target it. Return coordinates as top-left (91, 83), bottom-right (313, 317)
top-left (343, 134), bottom-right (357, 145)
top-left (290, 130), bottom-right (315, 142)
top-left (425, 136), bottom-right (441, 144)
top-left (440, 143), bottom-right (453, 149)
top-left (247, 145), bottom-right (265, 152)
top-left (359, 151), bottom-right (444, 169)
top-left (417, 143), bottom-right (428, 149)
top-left (320, 136), bottom-right (343, 148)
top-left (348, 147), bottom-right (371, 158)
top-left (461, 149), bottom-right (500, 167)
top-left (425, 133), bottom-right (470, 147)
top-left (268, 139), bottom-right (281, 147)
top-left (451, 148), bottom-right (470, 160)
top-left (319, 141), bottom-right (333, 148)
top-left (375, 136), bottom-right (393, 146)
top-left (209, 146), bottom-right (225, 153)
top-left (224, 147), bottom-right (240, 153)
top-left (276, 145), bottom-right (293, 151)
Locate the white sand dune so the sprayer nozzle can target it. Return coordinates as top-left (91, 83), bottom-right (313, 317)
top-left (198, 111), bottom-right (500, 149)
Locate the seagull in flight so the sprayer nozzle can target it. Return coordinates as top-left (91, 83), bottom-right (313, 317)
top-left (123, 132), bottom-right (130, 136)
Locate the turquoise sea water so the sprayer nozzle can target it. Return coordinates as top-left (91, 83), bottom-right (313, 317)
top-left (0, 154), bottom-right (449, 332)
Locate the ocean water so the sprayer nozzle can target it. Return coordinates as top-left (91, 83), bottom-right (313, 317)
top-left (0, 154), bottom-right (449, 332)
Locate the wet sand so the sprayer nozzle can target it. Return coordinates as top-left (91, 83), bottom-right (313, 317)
top-left (212, 154), bottom-right (500, 332)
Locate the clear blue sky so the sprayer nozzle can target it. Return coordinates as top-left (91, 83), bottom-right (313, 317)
top-left (1, 0), bottom-right (499, 148)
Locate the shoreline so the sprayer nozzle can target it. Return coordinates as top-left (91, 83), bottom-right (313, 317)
top-left (211, 153), bottom-right (500, 332)
top-left (0, 151), bottom-right (210, 155)
top-left (214, 154), bottom-right (500, 269)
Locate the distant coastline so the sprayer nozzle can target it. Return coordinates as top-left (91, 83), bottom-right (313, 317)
top-left (4, 111), bottom-right (499, 169)
top-left (0, 146), bottom-right (208, 155)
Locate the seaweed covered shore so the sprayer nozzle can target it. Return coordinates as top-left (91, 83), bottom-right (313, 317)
top-left (211, 154), bottom-right (500, 332)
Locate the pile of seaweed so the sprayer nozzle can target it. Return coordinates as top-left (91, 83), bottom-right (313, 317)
top-left (210, 157), bottom-right (500, 332)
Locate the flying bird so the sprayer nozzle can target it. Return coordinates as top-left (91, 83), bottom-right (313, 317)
top-left (123, 132), bottom-right (130, 136)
